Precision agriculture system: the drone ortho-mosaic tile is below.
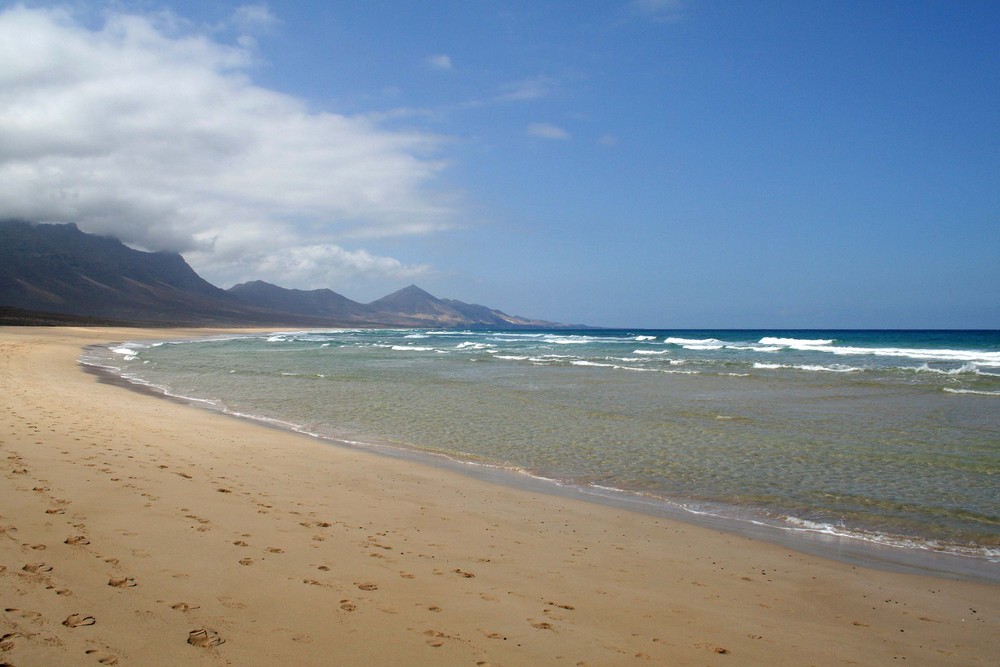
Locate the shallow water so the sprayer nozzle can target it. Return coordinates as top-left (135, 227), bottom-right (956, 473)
top-left (83, 329), bottom-right (1000, 568)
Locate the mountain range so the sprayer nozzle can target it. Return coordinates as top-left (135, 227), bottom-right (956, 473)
top-left (0, 220), bottom-right (567, 328)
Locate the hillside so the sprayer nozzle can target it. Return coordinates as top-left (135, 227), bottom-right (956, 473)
top-left (0, 220), bottom-right (568, 328)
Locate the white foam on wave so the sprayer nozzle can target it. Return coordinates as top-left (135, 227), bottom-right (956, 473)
top-left (633, 335), bottom-right (658, 341)
top-left (572, 360), bottom-right (654, 372)
top-left (943, 388), bottom-right (1000, 396)
top-left (915, 362), bottom-right (1000, 377)
top-left (664, 337), bottom-right (724, 347)
top-left (769, 342), bottom-right (1000, 366)
top-left (110, 345), bottom-right (141, 361)
top-left (759, 336), bottom-right (834, 347)
top-left (543, 335), bottom-right (594, 345)
top-left (390, 345), bottom-right (435, 352)
top-left (456, 341), bottom-right (495, 351)
top-left (753, 362), bottom-right (859, 373)
top-left (780, 516), bottom-right (1000, 561)
top-left (633, 349), bottom-right (668, 355)
top-left (728, 344), bottom-right (784, 353)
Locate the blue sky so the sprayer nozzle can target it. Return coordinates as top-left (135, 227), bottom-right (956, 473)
top-left (1, 1), bottom-right (997, 328)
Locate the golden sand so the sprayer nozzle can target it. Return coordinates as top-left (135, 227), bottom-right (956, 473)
top-left (1, 327), bottom-right (997, 665)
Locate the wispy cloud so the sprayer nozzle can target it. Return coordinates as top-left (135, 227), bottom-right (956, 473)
top-left (628, 0), bottom-right (684, 22)
top-left (496, 75), bottom-right (555, 102)
top-left (0, 5), bottom-right (459, 289)
top-left (426, 53), bottom-right (453, 71)
top-left (231, 4), bottom-right (279, 34)
top-left (527, 123), bottom-right (571, 141)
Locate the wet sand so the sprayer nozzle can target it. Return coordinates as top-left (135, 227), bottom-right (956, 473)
top-left (1, 326), bottom-right (997, 665)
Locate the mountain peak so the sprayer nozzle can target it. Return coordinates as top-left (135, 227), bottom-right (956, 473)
top-left (368, 284), bottom-right (453, 318)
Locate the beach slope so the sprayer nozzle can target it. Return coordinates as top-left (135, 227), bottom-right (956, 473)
top-left (1, 327), bottom-right (996, 665)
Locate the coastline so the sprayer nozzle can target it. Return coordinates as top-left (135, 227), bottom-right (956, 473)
top-left (1, 327), bottom-right (997, 665)
top-left (78, 349), bottom-right (1000, 585)
top-left (82, 329), bottom-right (1000, 583)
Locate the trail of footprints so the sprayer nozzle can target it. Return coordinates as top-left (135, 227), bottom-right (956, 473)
top-left (1, 459), bottom-right (126, 664)
top-left (1, 420), bottom-right (225, 664)
top-left (2, 404), bottom-right (591, 663)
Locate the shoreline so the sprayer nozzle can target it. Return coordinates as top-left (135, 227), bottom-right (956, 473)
top-left (83, 330), bottom-right (1000, 585)
top-left (1, 326), bottom-right (997, 665)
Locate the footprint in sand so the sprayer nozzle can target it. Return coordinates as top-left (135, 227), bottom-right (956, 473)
top-left (170, 602), bottom-right (200, 612)
top-left (266, 547), bottom-right (284, 554)
top-left (239, 558), bottom-right (254, 566)
top-left (108, 577), bottom-right (137, 588)
top-left (85, 649), bottom-right (119, 664)
top-left (6, 608), bottom-right (42, 621)
top-left (356, 582), bottom-right (378, 591)
top-left (63, 613), bottom-right (97, 627)
top-left (423, 630), bottom-right (447, 647)
top-left (65, 535), bottom-right (90, 545)
top-left (1, 632), bottom-right (19, 651)
top-left (340, 600), bottom-right (357, 612)
top-left (187, 628), bottom-right (225, 647)
top-left (22, 562), bottom-right (53, 573)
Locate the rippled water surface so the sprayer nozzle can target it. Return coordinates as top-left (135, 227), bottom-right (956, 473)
top-left (83, 329), bottom-right (1000, 562)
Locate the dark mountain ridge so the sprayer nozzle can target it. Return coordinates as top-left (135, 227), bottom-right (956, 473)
top-left (0, 220), bottom-right (569, 328)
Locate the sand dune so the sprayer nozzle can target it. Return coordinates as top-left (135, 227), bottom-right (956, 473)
top-left (0, 327), bottom-right (997, 665)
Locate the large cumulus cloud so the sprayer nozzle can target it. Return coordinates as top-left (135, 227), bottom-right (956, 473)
top-left (0, 5), bottom-right (454, 289)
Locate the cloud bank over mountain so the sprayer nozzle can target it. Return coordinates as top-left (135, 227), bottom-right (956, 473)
top-left (0, 5), bottom-right (454, 289)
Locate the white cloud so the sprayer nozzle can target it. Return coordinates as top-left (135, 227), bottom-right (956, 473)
top-left (527, 123), bottom-right (570, 141)
top-left (0, 6), bottom-right (458, 288)
top-left (426, 53), bottom-right (453, 71)
top-left (598, 133), bottom-right (618, 147)
top-left (200, 242), bottom-right (434, 292)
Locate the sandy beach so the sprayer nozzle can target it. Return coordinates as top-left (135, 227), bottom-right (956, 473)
top-left (1, 327), bottom-right (997, 666)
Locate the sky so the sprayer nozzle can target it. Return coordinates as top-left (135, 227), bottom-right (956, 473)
top-left (0, 1), bottom-right (997, 328)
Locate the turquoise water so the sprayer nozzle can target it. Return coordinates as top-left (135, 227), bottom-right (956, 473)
top-left (83, 329), bottom-right (1000, 564)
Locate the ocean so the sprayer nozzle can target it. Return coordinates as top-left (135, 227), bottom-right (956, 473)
top-left (82, 329), bottom-right (1000, 574)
